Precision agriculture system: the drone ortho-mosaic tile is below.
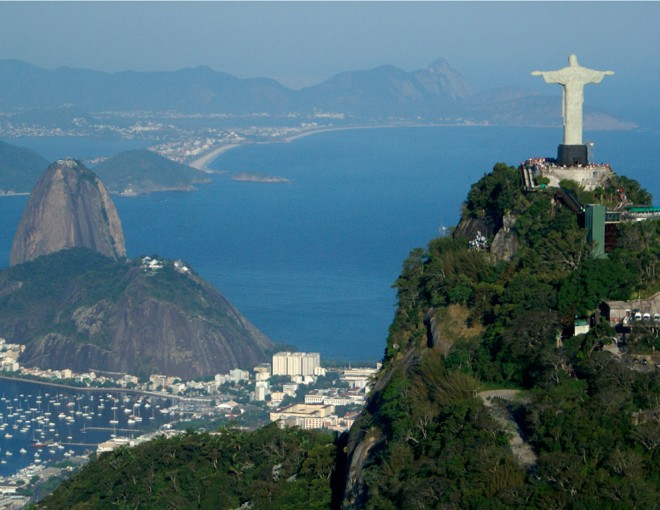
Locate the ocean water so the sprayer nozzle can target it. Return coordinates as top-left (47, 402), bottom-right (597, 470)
top-left (1, 126), bottom-right (658, 363)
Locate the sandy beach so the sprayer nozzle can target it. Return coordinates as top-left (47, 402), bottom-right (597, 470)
top-left (189, 143), bottom-right (245, 172)
top-left (189, 122), bottom-right (442, 173)
top-left (281, 124), bottom-right (406, 143)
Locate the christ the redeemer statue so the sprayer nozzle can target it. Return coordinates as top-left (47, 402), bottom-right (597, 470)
top-left (532, 55), bottom-right (613, 165)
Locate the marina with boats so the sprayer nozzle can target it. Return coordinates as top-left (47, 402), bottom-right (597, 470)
top-left (0, 379), bottom-right (179, 479)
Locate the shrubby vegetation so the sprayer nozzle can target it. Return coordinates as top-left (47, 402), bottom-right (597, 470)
top-left (93, 149), bottom-right (209, 194)
top-left (36, 425), bottom-right (340, 510)
top-left (386, 164), bottom-right (658, 379)
top-left (0, 248), bottom-right (242, 349)
top-left (33, 164), bottom-right (660, 508)
top-left (355, 353), bottom-right (523, 508)
top-left (0, 249), bottom-right (129, 346)
top-left (360, 164), bottom-right (660, 508)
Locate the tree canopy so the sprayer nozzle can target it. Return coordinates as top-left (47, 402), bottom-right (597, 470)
top-left (35, 164), bottom-right (660, 509)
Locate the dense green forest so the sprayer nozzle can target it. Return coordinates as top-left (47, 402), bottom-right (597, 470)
top-left (0, 248), bottom-right (229, 348)
top-left (348, 163), bottom-right (659, 508)
top-left (35, 163), bottom-right (660, 508)
top-left (35, 425), bottom-right (341, 509)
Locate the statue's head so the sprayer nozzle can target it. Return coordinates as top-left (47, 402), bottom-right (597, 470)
top-left (569, 54), bottom-right (579, 66)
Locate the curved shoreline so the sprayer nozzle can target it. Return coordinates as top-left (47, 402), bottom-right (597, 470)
top-left (189, 142), bottom-right (246, 172)
top-left (189, 122), bottom-right (450, 172)
top-left (282, 123), bottom-right (427, 143)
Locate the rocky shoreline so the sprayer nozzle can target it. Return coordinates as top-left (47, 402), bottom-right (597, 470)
top-left (231, 172), bottom-right (291, 184)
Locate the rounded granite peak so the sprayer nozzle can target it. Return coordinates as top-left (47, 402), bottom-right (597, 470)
top-left (9, 158), bottom-right (126, 266)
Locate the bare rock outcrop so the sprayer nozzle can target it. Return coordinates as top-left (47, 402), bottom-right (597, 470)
top-left (424, 308), bottom-right (453, 355)
top-left (453, 216), bottom-right (494, 241)
top-left (490, 213), bottom-right (519, 262)
top-left (9, 159), bottom-right (126, 266)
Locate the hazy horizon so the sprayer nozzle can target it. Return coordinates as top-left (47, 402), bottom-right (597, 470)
top-left (1, 2), bottom-right (659, 126)
top-left (0, 3), bottom-right (657, 85)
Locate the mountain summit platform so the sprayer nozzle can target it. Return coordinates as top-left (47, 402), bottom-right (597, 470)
top-left (520, 158), bottom-right (614, 191)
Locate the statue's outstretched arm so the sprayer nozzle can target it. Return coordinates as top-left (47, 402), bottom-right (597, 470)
top-left (531, 70), bottom-right (564, 84)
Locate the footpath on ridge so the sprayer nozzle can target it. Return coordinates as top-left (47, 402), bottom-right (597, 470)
top-left (478, 390), bottom-right (537, 468)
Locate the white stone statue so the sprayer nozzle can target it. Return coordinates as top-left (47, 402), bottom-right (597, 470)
top-left (532, 54), bottom-right (614, 145)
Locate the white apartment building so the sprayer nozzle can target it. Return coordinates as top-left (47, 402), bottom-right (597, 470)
top-left (304, 391), bottom-right (355, 406)
top-left (305, 393), bottom-right (325, 404)
top-left (253, 379), bottom-right (270, 402)
top-left (254, 363), bottom-right (271, 382)
top-left (229, 368), bottom-right (250, 383)
top-left (340, 366), bottom-right (378, 390)
top-left (282, 383), bottom-right (298, 398)
top-left (270, 403), bottom-right (335, 430)
top-left (272, 352), bottom-right (321, 377)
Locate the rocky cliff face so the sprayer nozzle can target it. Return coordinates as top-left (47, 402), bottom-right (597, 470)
top-left (4, 159), bottom-right (273, 378)
top-left (9, 159), bottom-right (126, 266)
top-left (490, 213), bottom-right (519, 262)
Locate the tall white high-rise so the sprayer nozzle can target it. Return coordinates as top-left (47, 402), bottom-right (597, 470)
top-left (272, 352), bottom-right (321, 376)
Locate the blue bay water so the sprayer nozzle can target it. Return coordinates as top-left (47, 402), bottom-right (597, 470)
top-left (1, 126), bottom-right (658, 363)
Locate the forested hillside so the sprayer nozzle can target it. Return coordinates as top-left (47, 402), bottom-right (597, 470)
top-left (93, 149), bottom-right (210, 195)
top-left (0, 248), bottom-right (274, 379)
top-left (35, 163), bottom-right (660, 509)
top-left (0, 139), bottom-right (49, 192)
top-left (344, 163), bottom-right (660, 508)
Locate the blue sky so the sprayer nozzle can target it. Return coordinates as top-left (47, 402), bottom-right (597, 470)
top-left (0, 1), bottom-right (658, 119)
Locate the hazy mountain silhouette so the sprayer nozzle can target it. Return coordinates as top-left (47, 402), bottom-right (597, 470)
top-left (0, 58), bottom-right (635, 128)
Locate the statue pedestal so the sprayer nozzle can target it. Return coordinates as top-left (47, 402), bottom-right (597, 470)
top-left (557, 144), bottom-right (588, 167)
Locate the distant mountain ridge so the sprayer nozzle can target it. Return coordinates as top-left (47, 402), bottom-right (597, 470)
top-left (0, 139), bottom-right (49, 193)
top-left (296, 58), bottom-right (474, 117)
top-left (0, 59), bottom-right (294, 114)
top-left (0, 58), bottom-right (636, 128)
